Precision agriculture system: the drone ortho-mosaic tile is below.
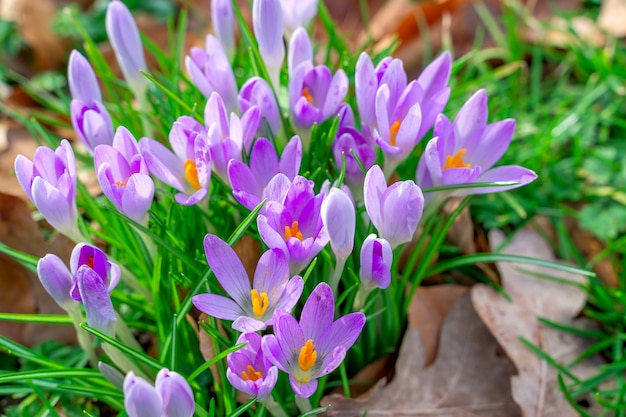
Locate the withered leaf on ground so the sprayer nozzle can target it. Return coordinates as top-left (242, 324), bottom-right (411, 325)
top-left (471, 229), bottom-right (603, 417)
top-left (324, 287), bottom-right (520, 417)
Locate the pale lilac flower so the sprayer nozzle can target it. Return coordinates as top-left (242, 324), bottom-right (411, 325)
top-left (280, 0), bottom-right (319, 35)
top-left (416, 89), bottom-right (538, 197)
top-left (262, 283), bottom-right (365, 398)
top-left (228, 135), bottom-right (302, 210)
top-left (364, 165), bottom-right (424, 249)
top-left (320, 187), bottom-right (355, 261)
top-left (211, 0), bottom-right (236, 60)
top-left (68, 50), bottom-right (101, 103)
top-left (186, 35), bottom-right (238, 111)
top-left (332, 126), bottom-right (376, 191)
top-left (124, 369), bottom-right (194, 417)
top-left (106, 0), bottom-right (148, 95)
top-left (37, 254), bottom-right (75, 309)
top-left (94, 127), bottom-right (154, 224)
top-left (139, 117), bottom-right (211, 206)
top-left (239, 77), bottom-right (281, 137)
top-left (257, 176), bottom-right (329, 274)
top-left (289, 62), bottom-right (348, 129)
top-left (205, 92), bottom-right (260, 181)
top-left (227, 332), bottom-right (278, 399)
top-left (70, 100), bottom-right (115, 152)
top-left (15, 140), bottom-right (81, 240)
top-left (288, 27), bottom-right (313, 77)
top-left (192, 235), bottom-right (304, 332)
top-left (359, 234), bottom-right (393, 289)
top-left (253, 0), bottom-right (285, 90)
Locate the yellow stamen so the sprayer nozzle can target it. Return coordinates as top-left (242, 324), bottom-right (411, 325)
top-left (251, 289), bottom-right (269, 317)
top-left (389, 120), bottom-right (401, 147)
top-left (301, 87), bottom-right (314, 104)
top-left (298, 339), bottom-right (317, 372)
top-left (443, 148), bottom-right (471, 170)
top-left (115, 176), bottom-right (130, 187)
top-left (284, 221), bottom-right (304, 241)
top-left (184, 160), bottom-right (201, 190)
top-left (241, 364), bottom-right (263, 381)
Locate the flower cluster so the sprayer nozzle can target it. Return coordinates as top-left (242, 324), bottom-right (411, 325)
top-left (16, 0), bottom-right (538, 414)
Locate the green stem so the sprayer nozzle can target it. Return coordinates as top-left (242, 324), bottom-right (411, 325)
top-left (261, 396), bottom-right (288, 417)
top-left (328, 257), bottom-right (346, 295)
top-left (295, 396), bottom-right (312, 414)
top-left (66, 304), bottom-right (97, 368)
top-left (352, 284), bottom-right (373, 311)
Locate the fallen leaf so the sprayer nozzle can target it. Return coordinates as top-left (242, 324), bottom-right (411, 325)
top-left (598, 0), bottom-right (626, 37)
top-left (471, 229), bottom-right (603, 417)
top-left (324, 289), bottom-right (520, 417)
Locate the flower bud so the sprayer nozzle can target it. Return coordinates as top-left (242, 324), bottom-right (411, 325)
top-left (155, 369), bottom-right (195, 417)
top-left (253, 0), bottom-right (285, 90)
top-left (37, 254), bottom-right (74, 309)
top-left (321, 187), bottom-right (355, 260)
top-left (211, 0), bottom-right (236, 60)
top-left (124, 371), bottom-right (163, 417)
top-left (359, 234), bottom-right (393, 289)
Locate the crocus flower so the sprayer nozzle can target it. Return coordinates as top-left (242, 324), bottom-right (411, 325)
top-left (363, 165), bottom-right (424, 249)
top-left (124, 369), bottom-right (194, 417)
top-left (332, 126), bottom-right (376, 192)
top-left (68, 50), bottom-right (101, 104)
top-left (257, 175), bottom-right (329, 274)
top-left (262, 283), bottom-right (365, 398)
top-left (70, 99), bottom-right (115, 153)
top-left (416, 89), bottom-right (538, 198)
top-left (280, 0), bottom-right (319, 35)
top-left (205, 92), bottom-right (260, 181)
top-left (211, 0), bottom-right (236, 61)
top-left (239, 77), bottom-right (281, 137)
top-left (227, 332), bottom-right (278, 399)
top-left (15, 140), bottom-right (81, 241)
top-left (289, 62), bottom-right (348, 129)
top-left (228, 135), bottom-right (302, 210)
top-left (288, 27), bottom-right (313, 77)
top-left (106, 0), bottom-right (148, 96)
top-left (192, 235), bottom-right (304, 332)
top-left (94, 127), bottom-right (154, 224)
top-left (186, 35), bottom-right (238, 111)
top-left (359, 234), bottom-right (393, 290)
top-left (139, 117), bottom-right (211, 206)
top-left (37, 254), bottom-right (75, 309)
top-left (253, 0), bottom-right (285, 91)
top-left (320, 187), bottom-right (355, 261)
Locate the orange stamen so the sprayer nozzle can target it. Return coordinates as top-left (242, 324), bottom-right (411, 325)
top-left (251, 289), bottom-right (269, 317)
top-left (184, 160), bottom-right (201, 190)
top-left (284, 221), bottom-right (304, 241)
top-left (443, 148), bottom-right (471, 170)
top-left (298, 339), bottom-right (317, 372)
top-left (389, 120), bottom-right (401, 147)
top-left (301, 87), bottom-right (314, 104)
top-left (241, 364), bottom-right (263, 381)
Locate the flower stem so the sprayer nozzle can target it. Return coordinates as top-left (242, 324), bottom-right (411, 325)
top-left (295, 396), bottom-right (312, 414)
top-left (353, 284), bottom-right (373, 311)
top-left (67, 304), bottom-right (97, 368)
top-left (328, 257), bottom-right (346, 295)
top-left (262, 396), bottom-right (288, 417)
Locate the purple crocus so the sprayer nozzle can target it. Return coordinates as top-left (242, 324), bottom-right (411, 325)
top-left (280, 0), bottom-right (319, 35)
top-left (239, 77), bottom-right (281, 137)
top-left (359, 234), bottom-right (393, 290)
top-left (363, 165), bottom-right (424, 249)
top-left (332, 126), bottom-right (376, 194)
top-left (68, 50), bottom-right (114, 152)
top-left (192, 235), bottom-right (304, 332)
top-left (416, 89), bottom-right (538, 198)
top-left (15, 140), bottom-right (81, 241)
top-left (94, 127), bottom-right (154, 224)
top-left (289, 62), bottom-right (348, 130)
top-left (106, 0), bottom-right (147, 96)
top-left (211, 0), bottom-right (236, 61)
top-left (228, 135), bottom-right (302, 210)
top-left (288, 27), bottom-right (313, 77)
top-left (320, 187), bottom-right (355, 262)
top-left (139, 116), bottom-right (211, 206)
top-left (124, 368), bottom-right (194, 417)
top-left (257, 175), bottom-right (329, 274)
top-left (227, 332), bottom-right (278, 400)
top-left (37, 254), bottom-right (75, 309)
top-left (186, 35), bottom-right (238, 111)
top-left (262, 283), bottom-right (365, 398)
top-left (205, 92), bottom-right (260, 181)
top-left (253, 0), bottom-right (285, 91)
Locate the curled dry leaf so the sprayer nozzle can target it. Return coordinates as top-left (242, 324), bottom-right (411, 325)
top-left (471, 229), bottom-right (603, 417)
top-left (324, 287), bottom-right (520, 417)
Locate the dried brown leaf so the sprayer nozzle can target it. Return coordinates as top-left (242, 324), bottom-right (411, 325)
top-left (471, 229), bottom-right (602, 417)
top-left (598, 0), bottom-right (626, 37)
top-left (324, 289), bottom-right (520, 417)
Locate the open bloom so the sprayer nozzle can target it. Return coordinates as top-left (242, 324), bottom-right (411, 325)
top-left (257, 176), bottom-right (329, 274)
top-left (106, 0), bottom-right (147, 95)
top-left (262, 283), bottom-right (365, 397)
top-left (140, 117), bottom-right (211, 206)
top-left (228, 135), bottom-right (302, 210)
top-left (186, 35), bottom-right (238, 111)
top-left (205, 92), bottom-right (260, 180)
top-left (359, 234), bottom-right (393, 289)
top-left (364, 165), bottom-right (424, 249)
top-left (15, 140), bottom-right (81, 241)
top-left (416, 89), bottom-right (538, 197)
top-left (238, 77), bottom-right (281, 137)
top-left (124, 368), bottom-right (194, 417)
top-left (227, 332), bottom-right (278, 399)
top-left (192, 234), bottom-right (304, 332)
top-left (94, 127), bottom-right (154, 224)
